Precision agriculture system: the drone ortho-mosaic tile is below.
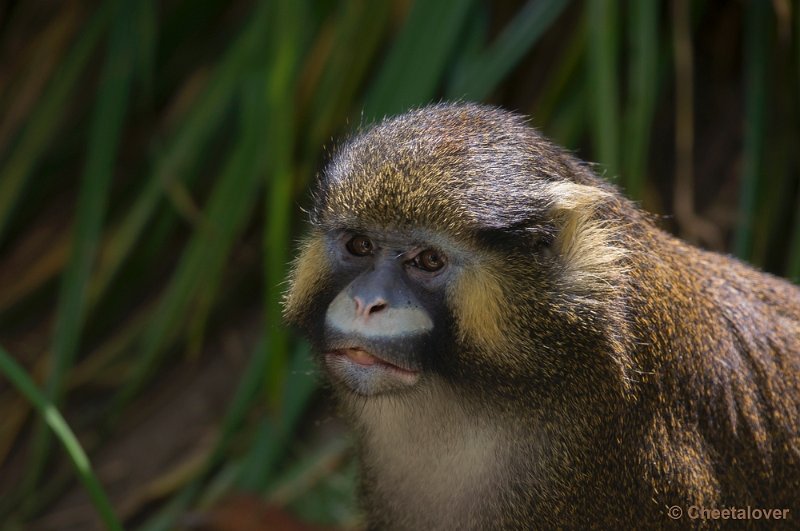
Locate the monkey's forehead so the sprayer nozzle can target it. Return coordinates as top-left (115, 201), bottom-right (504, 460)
top-left (315, 154), bottom-right (555, 235)
top-left (316, 192), bottom-right (460, 236)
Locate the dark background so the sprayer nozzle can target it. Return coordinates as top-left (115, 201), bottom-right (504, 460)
top-left (0, 0), bottom-right (798, 529)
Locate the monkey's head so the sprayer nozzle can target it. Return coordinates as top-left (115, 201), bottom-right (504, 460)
top-left (284, 103), bottom-right (633, 412)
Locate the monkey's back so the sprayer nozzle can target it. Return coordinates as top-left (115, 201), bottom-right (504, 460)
top-left (624, 226), bottom-right (800, 520)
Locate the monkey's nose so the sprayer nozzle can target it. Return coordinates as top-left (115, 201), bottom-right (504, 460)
top-left (353, 296), bottom-right (388, 318)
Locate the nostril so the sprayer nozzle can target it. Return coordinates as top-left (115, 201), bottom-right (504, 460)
top-left (368, 302), bottom-right (386, 315)
top-left (353, 296), bottom-right (387, 317)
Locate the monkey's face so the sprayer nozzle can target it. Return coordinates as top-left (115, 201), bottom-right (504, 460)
top-left (288, 228), bottom-right (465, 396)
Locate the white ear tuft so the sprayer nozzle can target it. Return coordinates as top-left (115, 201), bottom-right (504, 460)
top-left (545, 182), bottom-right (626, 298)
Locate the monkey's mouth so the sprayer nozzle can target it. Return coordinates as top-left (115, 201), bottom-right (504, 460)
top-left (324, 347), bottom-right (420, 395)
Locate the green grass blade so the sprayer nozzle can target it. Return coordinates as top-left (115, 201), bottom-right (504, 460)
top-left (447, 0), bottom-right (569, 101)
top-left (304, 1), bottom-right (391, 154)
top-left (0, 3), bottom-right (113, 244)
top-left (237, 344), bottom-right (317, 491)
top-left (136, 485), bottom-right (198, 531)
top-left (586, 0), bottom-right (620, 178)
top-left (133, 0), bottom-right (157, 102)
top-left (546, 78), bottom-right (587, 149)
top-left (267, 435), bottom-right (351, 505)
top-left (622, 0), bottom-right (658, 200)
top-left (446, 2), bottom-right (489, 87)
top-left (362, 0), bottom-right (475, 119)
top-left (208, 337), bottom-right (273, 472)
top-left (263, 0), bottom-right (308, 407)
top-left (0, 346), bottom-right (123, 531)
top-left (23, 0), bottom-right (136, 501)
top-left (185, 72), bottom-right (271, 355)
top-left (88, 2), bottom-right (271, 305)
top-left (531, 23), bottom-right (586, 127)
top-left (791, 4), bottom-right (800, 280)
top-left (789, 189), bottom-right (800, 281)
top-left (113, 76), bottom-right (268, 414)
top-left (734, 0), bottom-right (769, 259)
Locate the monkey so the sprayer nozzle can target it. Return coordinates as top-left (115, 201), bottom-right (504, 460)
top-left (282, 103), bottom-right (800, 530)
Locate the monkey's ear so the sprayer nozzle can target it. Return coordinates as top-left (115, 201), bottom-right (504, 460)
top-left (546, 182), bottom-right (633, 394)
top-left (544, 181), bottom-right (625, 295)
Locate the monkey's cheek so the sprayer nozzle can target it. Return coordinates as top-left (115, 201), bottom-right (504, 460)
top-left (323, 351), bottom-right (420, 396)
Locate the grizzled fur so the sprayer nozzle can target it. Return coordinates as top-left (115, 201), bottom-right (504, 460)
top-left (284, 103), bottom-right (800, 529)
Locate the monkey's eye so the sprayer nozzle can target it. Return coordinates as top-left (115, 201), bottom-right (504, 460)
top-left (413, 249), bottom-right (446, 272)
top-left (346, 235), bottom-right (374, 256)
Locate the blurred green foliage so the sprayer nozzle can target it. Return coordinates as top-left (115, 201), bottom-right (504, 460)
top-left (0, 0), bottom-right (798, 528)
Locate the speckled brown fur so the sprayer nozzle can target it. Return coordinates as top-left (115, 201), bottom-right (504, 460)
top-left (284, 103), bottom-right (800, 530)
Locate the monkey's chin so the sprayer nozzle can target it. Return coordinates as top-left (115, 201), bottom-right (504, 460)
top-left (324, 348), bottom-right (420, 396)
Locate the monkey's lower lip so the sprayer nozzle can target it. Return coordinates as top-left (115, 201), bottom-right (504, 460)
top-left (324, 348), bottom-right (420, 393)
top-left (328, 348), bottom-right (418, 374)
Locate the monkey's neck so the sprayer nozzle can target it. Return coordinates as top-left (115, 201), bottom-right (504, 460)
top-left (342, 382), bottom-right (508, 529)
